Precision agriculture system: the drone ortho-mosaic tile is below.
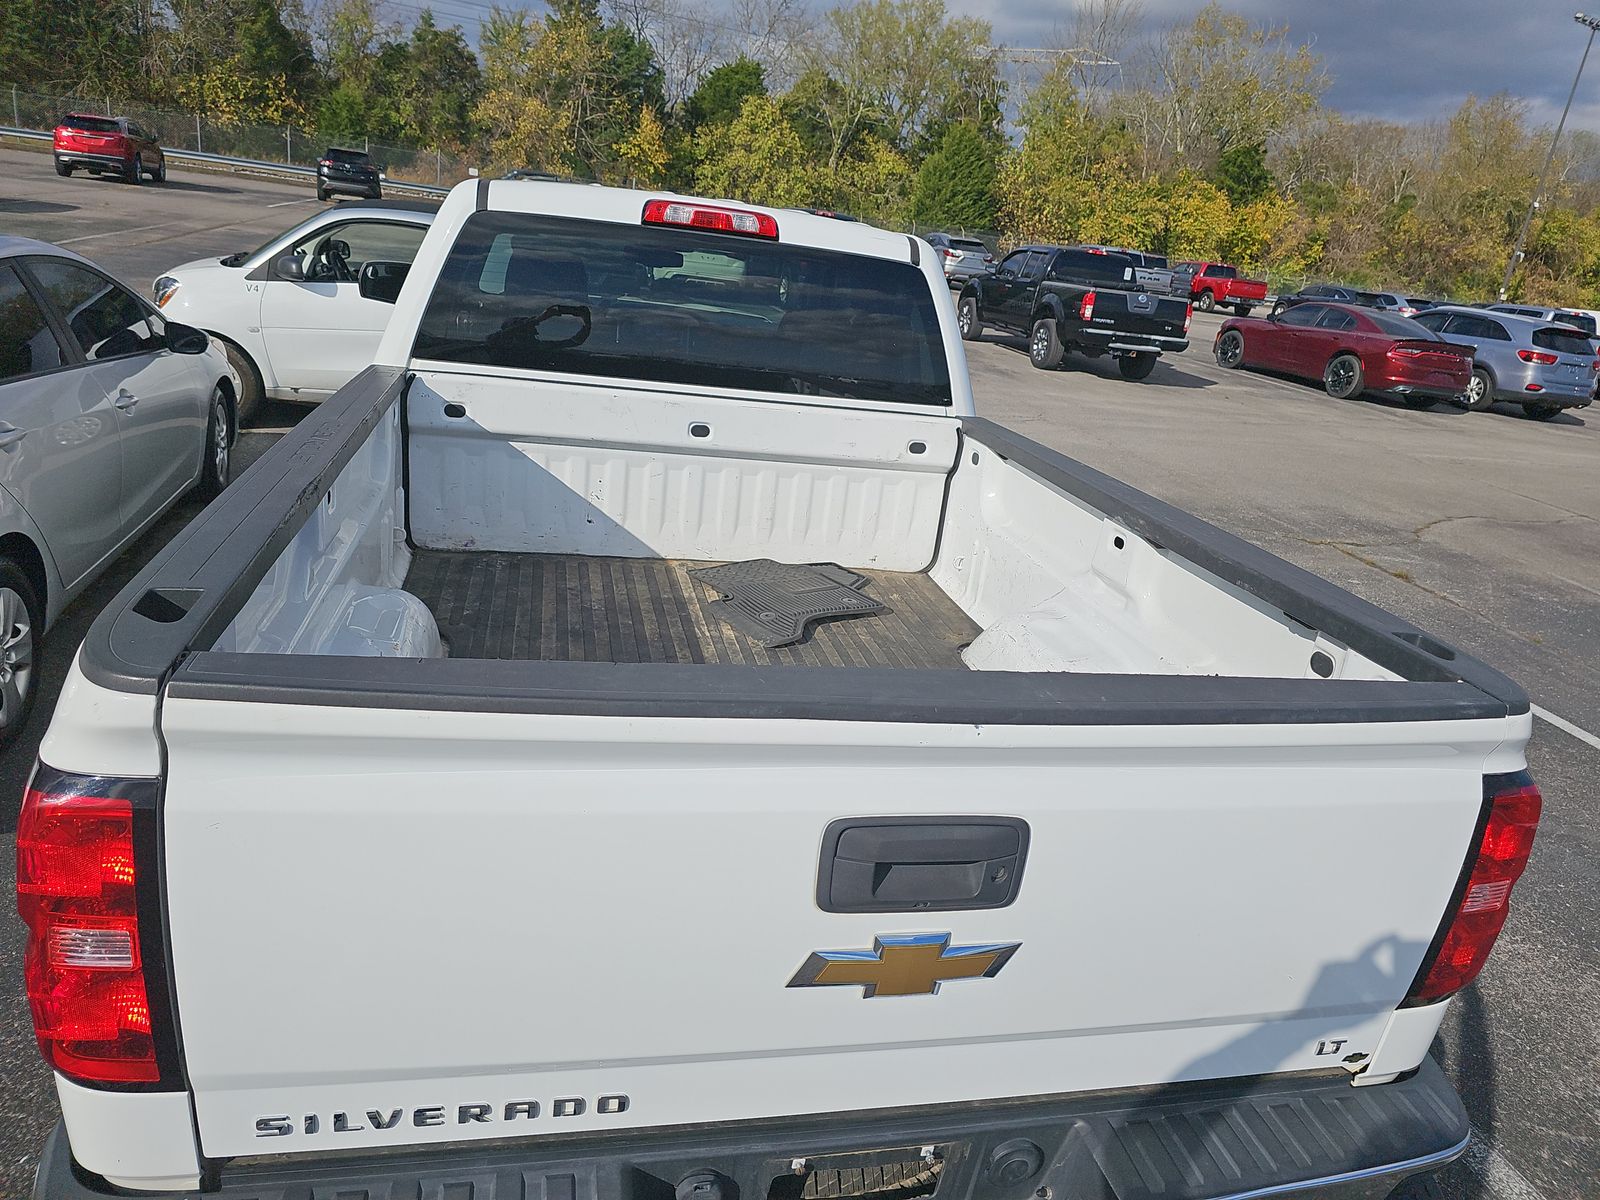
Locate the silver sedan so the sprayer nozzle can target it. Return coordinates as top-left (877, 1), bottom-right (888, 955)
top-left (0, 236), bottom-right (239, 741)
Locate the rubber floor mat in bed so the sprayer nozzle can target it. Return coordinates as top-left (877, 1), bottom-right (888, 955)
top-left (402, 552), bottom-right (979, 670)
top-left (690, 560), bottom-right (885, 648)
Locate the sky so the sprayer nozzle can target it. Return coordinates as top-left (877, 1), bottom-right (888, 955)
top-left (399, 0), bottom-right (1600, 133)
top-left (950, 0), bottom-right (1600, 132)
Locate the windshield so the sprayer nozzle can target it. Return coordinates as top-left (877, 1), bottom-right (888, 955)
top-left (414, 212), bottom-right (953, 406)
top-left (327, 148), bottom-right (371, 163)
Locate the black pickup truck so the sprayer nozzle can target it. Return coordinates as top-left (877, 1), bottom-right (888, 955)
top-left (957, 245), bottom-right (1191, 379)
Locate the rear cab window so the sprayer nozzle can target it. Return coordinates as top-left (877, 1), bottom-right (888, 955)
top-left (1050, 250), bottom-right (1134, 285)
top-left (414, 212), bottom-right (952, 406)
top-left (1206, 265), bottom-right (1238, 279)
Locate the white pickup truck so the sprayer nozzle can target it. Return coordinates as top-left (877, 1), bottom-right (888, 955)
top-left (24, 181), bottom-right (1541, 1200)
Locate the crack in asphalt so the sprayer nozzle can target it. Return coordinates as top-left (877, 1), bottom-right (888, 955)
top-left (1411, 513), bottom-right (1591, 539)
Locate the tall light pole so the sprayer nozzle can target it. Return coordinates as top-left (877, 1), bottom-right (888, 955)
top-left (1500, 12), bottom-right (1600, 300)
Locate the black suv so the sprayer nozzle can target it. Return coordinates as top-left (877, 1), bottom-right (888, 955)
top-left (317, 148), bottom-right (382, 201)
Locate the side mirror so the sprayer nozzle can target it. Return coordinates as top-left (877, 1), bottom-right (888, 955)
top-left (358, 260), bottom-right (410, 305)
top-left (274, 253), bottom-right (305, 281)
top-left (166, 322), bottom-right (210, 355)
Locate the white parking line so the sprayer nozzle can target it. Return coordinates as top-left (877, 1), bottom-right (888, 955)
top-left (1532, 704), bottom-right (1600, 752)
top-left (267, 199), bottom-right (310, 208)
top-left (57, 221), bottom-right (181, 245)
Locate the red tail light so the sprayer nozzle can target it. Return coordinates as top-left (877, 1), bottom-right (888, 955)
top-left (16, 766), bottom-right (174, 1085)
top-left (940, 247), bottom-right (960, 258)
top-left (1517, 349), bottom-right (1558, 364)
top-left (1403, 771), bottom-right (1541, 1006)
top-left (1079, 292), bottom-right (1096, 322)
top-left (1183, 304), bottom-right (1193, 336)
top-left (642, 199), bottom-right (778, 239)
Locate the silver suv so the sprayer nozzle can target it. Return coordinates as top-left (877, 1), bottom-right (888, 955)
top-left (924, 233), bottom-right (993, 285)
top-left (1412, 306), bottom-right (1597, 419)
top-left (1485, 303), bottom-right (1597, 338)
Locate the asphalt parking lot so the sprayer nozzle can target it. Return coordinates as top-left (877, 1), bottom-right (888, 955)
top-left (0, 143), bottom-right (1596, 1199)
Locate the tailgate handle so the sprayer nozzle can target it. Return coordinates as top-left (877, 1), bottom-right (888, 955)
top-left (817, 817), bottom-right (1030, 913)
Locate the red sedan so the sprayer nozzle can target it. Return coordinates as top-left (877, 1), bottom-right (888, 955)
top-left (1214, 301), bottom-right (1473, 406)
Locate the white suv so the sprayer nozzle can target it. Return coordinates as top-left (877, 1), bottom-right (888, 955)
top-left (153, 200), bottom-right (434, 421)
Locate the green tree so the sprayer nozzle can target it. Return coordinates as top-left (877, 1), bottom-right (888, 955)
top-left (389, 12), bottom-right (482, 147)
top-left (909, 122), bottom-right (996, 230)
top-left (694, 94), bottom-right (821, 208)
top-left (796, 0), bottom-right (998, 169)
top-left (1215, 141), bottom-right (1272, 205)
top-left (1, 0), bottom-right (158, 96)
top-left (683, 57), bottom-right (766, 132)
top-left (236, 0), bottom-right (312, 89)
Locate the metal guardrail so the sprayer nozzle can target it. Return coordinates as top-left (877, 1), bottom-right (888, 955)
top-left (0, 125), bottom-right (451, 197)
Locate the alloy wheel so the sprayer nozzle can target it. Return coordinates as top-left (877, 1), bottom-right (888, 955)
top-left (0, 586), bottom-right (35, 730)
top-left (1217, 332), bottom-right (1243, 368)
top-left (212, 392), bottom-right (232, 484)
top-left (1326, 358), bottom-right (1358, 397)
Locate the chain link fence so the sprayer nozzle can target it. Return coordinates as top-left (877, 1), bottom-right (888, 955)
top-left (3, 83), bottom-right (476, 188)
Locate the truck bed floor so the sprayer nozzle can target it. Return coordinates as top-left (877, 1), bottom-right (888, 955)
top-left (404, 552), bottom-right (979, 669)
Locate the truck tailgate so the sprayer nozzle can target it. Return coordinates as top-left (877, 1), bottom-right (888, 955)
top-left (156, 696), bottom-right (1511, 1159)
top-left (1090, 291), bottom-right (1189, 343)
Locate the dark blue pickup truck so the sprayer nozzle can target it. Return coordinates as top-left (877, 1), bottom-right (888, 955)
top-left (958, 245), bottom-right (1191, 380)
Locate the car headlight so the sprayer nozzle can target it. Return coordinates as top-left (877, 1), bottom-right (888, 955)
top-left (153, 276), bottom-right (181, 308)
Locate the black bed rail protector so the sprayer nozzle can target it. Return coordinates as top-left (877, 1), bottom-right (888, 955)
top-left (80, 366), bottom-right (408, 694)
top-left (168, 654), bottom-right (1511, 725)
top-left (31, 1057), bottom-right (1470, 1200)
top-left (961, 417), bottom-right (1529, 716)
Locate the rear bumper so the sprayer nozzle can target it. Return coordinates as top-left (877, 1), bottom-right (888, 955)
top-left (1493, 363), bottom-right (1595, 406)
top-left (1076, 327), bottom-right (1189, 355)
top-left (318, 171), bottom-right (381, 196)
top-left (35, 1058), bottom-right (1469, 1199)
top-left (54, 150), bottom-right (127, 169)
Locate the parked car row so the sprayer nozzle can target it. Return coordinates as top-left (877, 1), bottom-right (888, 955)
top-left (1214, 300), bottom-right (1597, 419)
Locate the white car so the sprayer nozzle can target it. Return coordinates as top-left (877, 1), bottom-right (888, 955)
top-left (153, 200), bottom-right (434, 421)
top-left (0, 236), bottom-right (237, 741)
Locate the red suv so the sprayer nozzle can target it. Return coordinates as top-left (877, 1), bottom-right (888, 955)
top-left (53, 113), bottom-right (166, 185)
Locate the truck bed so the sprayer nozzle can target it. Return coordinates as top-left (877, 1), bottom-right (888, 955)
top-left (403, 550), bottom-right (981, 669)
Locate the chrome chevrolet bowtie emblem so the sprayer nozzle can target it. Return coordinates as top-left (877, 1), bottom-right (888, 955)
top-left (787, 933), bottom-right (1020, 998)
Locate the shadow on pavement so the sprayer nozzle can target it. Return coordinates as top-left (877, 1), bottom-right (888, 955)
top-left (0, 199), bottom-right (77, 215)
top-left (990, 333), bottom-right (1216, 389)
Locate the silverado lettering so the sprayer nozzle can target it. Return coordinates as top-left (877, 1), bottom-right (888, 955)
top-left (254, 1096), bottom-right (630, 1137)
